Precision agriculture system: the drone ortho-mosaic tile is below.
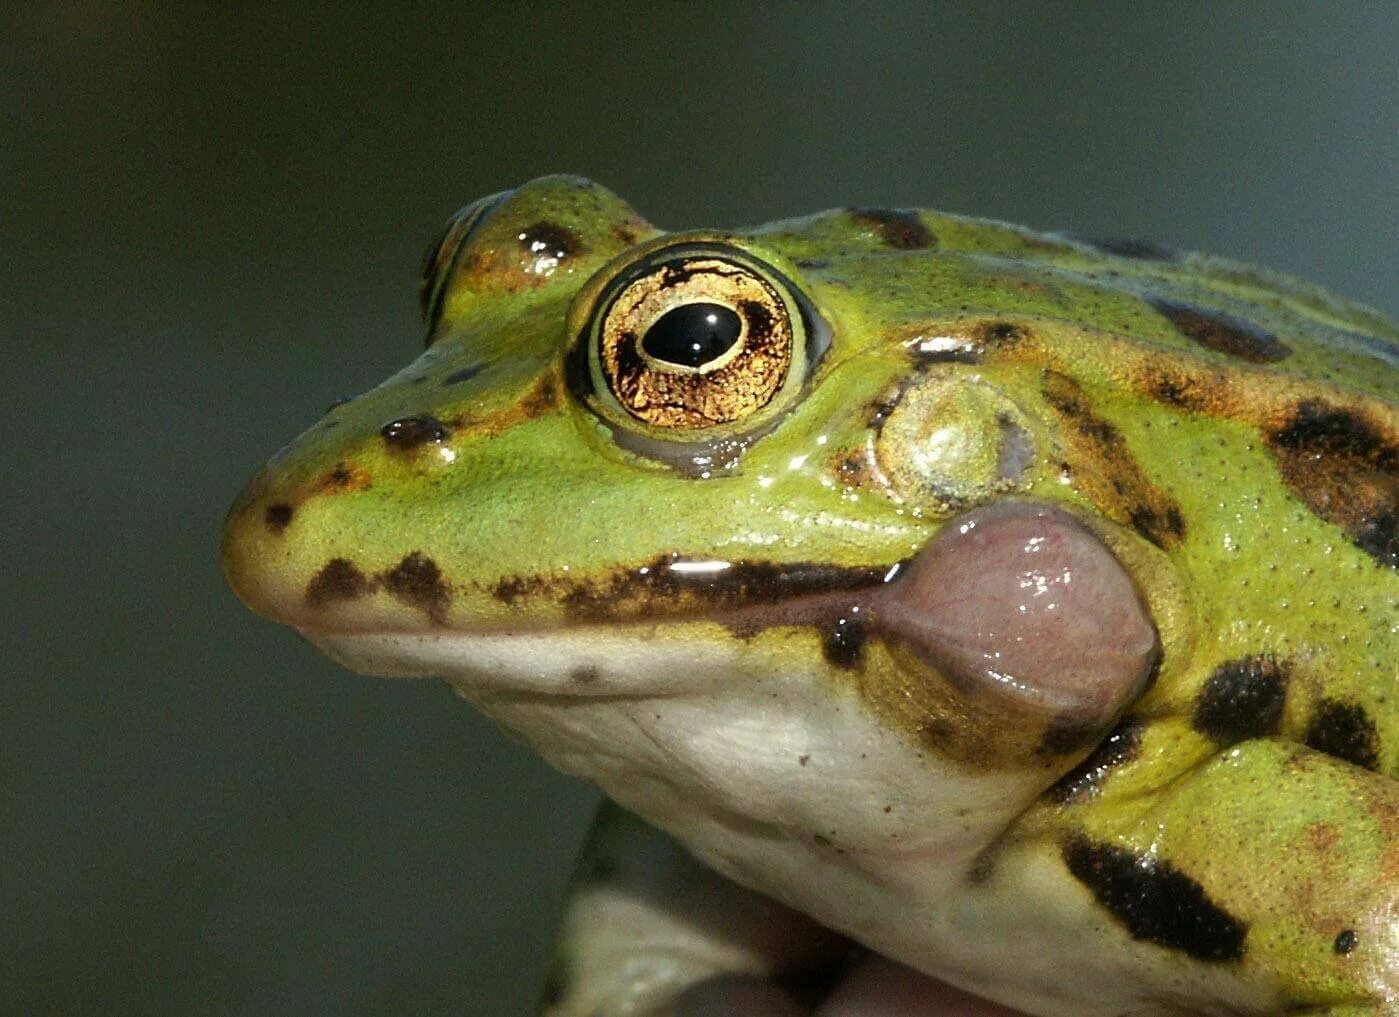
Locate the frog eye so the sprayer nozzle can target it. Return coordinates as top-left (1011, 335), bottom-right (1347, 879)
top-left (419, 190), bottom-right (511, 342)
top-left (578, 245), bottom-right (823, 433)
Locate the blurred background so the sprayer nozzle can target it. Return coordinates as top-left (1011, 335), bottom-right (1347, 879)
top-left (5, 3), bottom-right (1395, 1014)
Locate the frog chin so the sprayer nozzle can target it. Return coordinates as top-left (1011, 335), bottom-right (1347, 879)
top-left (301, 623), bottom-right (743, 697)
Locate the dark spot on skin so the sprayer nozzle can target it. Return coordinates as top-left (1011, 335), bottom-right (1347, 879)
top-left (570, 665), bottom-right (600, 685)
top-left (868, 389), bottom-right (906, 428)
top-left (381, 552), bottom-right (450, 624)
top-left (1149, 374), bottom-right (1196, 409)
top-left (264, 503), bottom-right (294, 533)
top-left (306, 559), bottom-right (371, 607)
top-left (1149, 298), bottom-right (1290, 364)
top-left (1067, 234), bottom-right (1179, 261)
top-left (381, 415), bottom-right (450, 451)
top-left (794, 258), bottom-right (831, 269)
top-left (1305, 699), bottom-right (1380, 771)
top-left (442, 363), bottom-right (485, 386)
top-left (1062, 836), bottom-right (1247, 962)
top-left (966, 845), bottom-right (1000, 884)
top-left (1192, 656), bottom-right (1289, 745)
top-left (1042, 371), bottom-right (1186, 549)
top-left (1267, 400), bottom-right (1397, 568)
top-left (821, 613), bottom-right (867, 669)
top-left (610, 222), bottom-right (644, 247)
top-left (1334, 929), bottom-right (1357, 955)
top-left (518, 221), bottom-right (581, 261)
top-left (813, 834), bottom-right (833, 847)
top-left (1047, 717), bottom-right (1144, 804)
top-left (318, 463), bottom-right (370, 495)
top-left (835, 450), bottom-right (871, 486)
top-left (798, 755), bottom-right (810, 766)
top-left (974, 321), bottom-right (1030, 347)
top-left (849, 207), bottom-right (936, 250)
top-left (1038, 717), bottom-right (1108, 757)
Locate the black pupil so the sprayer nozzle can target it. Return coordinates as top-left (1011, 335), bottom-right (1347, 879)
top-left (640, 302), bottom-right (742, 368)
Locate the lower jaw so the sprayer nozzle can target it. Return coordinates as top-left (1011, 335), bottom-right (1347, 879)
top-left (299, 624), bottom-right (748, 697)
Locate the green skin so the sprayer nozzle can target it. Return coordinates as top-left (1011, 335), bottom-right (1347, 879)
top-left (224, 177), bottom-right (1397, 1016)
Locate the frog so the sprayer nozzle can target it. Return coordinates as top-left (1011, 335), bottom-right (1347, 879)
top-left (222, 175), bottom-right (1398, 1016)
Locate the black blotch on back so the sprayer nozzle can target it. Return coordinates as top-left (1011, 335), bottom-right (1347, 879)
top-left (381, 415), bottom-right (450, 450)
top-left (1192, 656), bottom-right (1289, 745)
top-left (849, 207), bottom-right (936, 250)
top-left (381, 552), bottom-right (450, 624)
top-left (306, 559), bottom-right (370, 606)
top-left (821, 613), bottom-right (867, 669)
top-left (265, 503), bottom-right (294, 534)
top-left (518, 221), bottom-right (581, 260)
top-left (1047, 717), bottom-right (1144, 804)
top-left (1148, 297), bottom-right (1290, 363)
top-left (1267, 400), bottom-right (1397, 568)
top-left (1333, 929), bottom-right (1358, 955)
top-left (1062, 836), bottom-right (1247, 962)
top-left (1305, 699), bottom-right (1380, 771)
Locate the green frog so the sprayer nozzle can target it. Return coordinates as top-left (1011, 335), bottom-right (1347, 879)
top-left (222, 176), bottom-right (1397, 1016)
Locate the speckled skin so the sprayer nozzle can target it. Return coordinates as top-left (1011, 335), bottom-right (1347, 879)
top-left (224, 177), bottom-right (1397, 1015)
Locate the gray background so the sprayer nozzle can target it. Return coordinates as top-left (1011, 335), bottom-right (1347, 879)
top-left (5, 3), bottom-right (1395, 1015)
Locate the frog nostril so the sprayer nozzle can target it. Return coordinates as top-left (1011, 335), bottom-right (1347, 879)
top-left (381, 416), bottom-right (450, 451)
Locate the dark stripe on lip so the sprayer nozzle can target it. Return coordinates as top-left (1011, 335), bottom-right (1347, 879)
top-left (561, 556), bottom-right (897, 622)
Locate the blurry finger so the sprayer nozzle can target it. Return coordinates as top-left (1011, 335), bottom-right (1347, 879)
top-left (815, 956), bottom-right (1030, 1017)
top-left (673, 974), bottom-right (808, 1017)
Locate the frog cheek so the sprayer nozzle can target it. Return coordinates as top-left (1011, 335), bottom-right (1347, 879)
top-left (875, 500), bottom-right (1159, 743)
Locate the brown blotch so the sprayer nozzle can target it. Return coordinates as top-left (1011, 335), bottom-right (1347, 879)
top-left (492, 574), bottom-right (544, 606)
top-left (973, 320), bottom-right (1031, 348)
top-left (264, 503), bottom-right (294, 533)
top-left (849, 207), bottom-right (936, 250)
top-left (518, 221), bottom-right (581, 261)
top-left (320, 462), bottom-right (370, 493)
top-left (1149, 297), bottom-right (1290, 364)
top-left (610, 223), bottom-right (643, 246)
top-left (834, 449), bottom-right (874, 487)
top-left (306, 559), bottom-right (371, 607)
top-left (1041, 370), bottom-right (1186, 549)
top-left (1304, 698), bottom-right (1380, 771)
top-left (381, 552), bottom-right (450, 624)
top-left (1266, 400), bottom-right (1397, 567)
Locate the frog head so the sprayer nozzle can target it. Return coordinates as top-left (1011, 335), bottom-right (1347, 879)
top-left (223, 175), bottom-right (1167, 899)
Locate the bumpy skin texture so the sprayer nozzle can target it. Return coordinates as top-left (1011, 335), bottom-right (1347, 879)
top-left (224, 177), bottom-right (1398, 1015)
